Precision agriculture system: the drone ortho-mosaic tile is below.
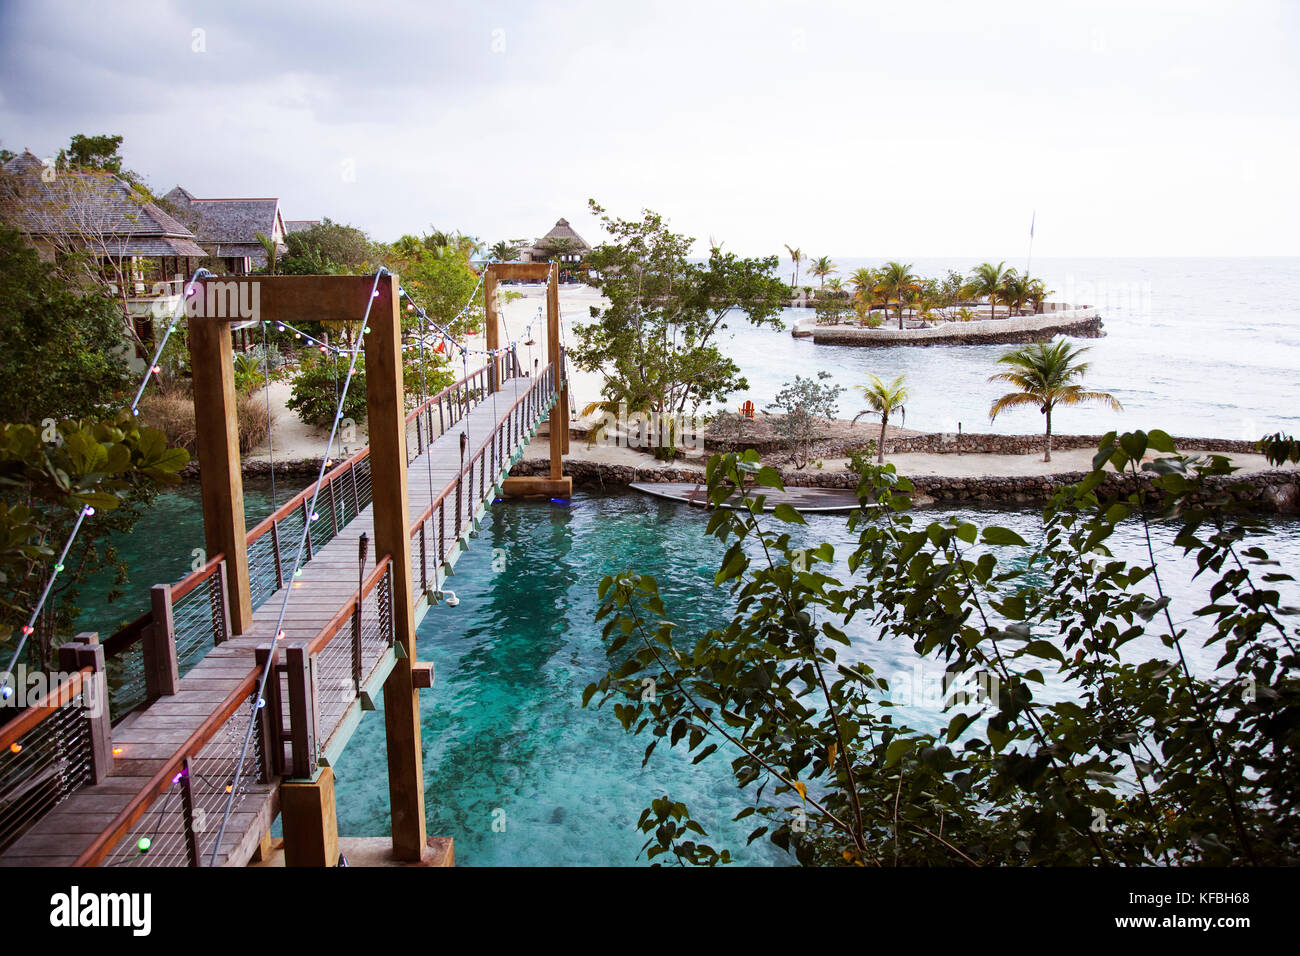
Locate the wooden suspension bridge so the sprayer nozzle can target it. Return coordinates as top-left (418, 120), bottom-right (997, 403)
top-left (0, 262), bottom-right (571, 867)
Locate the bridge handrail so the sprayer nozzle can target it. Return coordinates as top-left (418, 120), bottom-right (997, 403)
top-left (305, 556), bottom-right (392, 658)
top-left (409, 360), bottom-right (555, 532)
top-left (72, 666), bottom-right (261, 867)
top-left (0, 666), bottom-right (93, 751)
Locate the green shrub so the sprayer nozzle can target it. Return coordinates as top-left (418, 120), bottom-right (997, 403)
top-left (287, 351), bottom-right (368, 428)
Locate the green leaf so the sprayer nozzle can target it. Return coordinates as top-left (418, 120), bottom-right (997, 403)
top-left (1022, 640), bottom-right (1066, 664)
top-left (772, 503), bottom-right (806, 525)
top-left (885, 737), bottom-right (914, 767)
top-left (981, 526), bottom-right (1027, 547)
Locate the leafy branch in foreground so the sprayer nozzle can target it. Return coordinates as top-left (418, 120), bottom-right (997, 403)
top-left (584, 431), bottom-right (1299, 865)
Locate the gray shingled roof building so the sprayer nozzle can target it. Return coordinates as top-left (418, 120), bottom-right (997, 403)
top-left (164, 186), bottom-right (287, 269)
top-left (2, 151), bottom-right (206, 260)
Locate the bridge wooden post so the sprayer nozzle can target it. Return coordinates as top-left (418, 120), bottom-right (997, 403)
top-left (546, 263), bottom-right (572, 485)
top-left (189, 309), bottom-right (254, 635)
top-left (500, 261), bottom-right (572, 498)
top-left (364, 271), bottom-right (428, 862)
top-left (484, 266), bottom-right (500, 393)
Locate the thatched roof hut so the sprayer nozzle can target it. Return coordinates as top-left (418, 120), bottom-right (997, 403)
top-left (522, 217), bottom-right (590, 263)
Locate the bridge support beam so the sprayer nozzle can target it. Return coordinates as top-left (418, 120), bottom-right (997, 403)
top-left (364, 271), bottom-right (427, 862)
top-left (281, 766), bottom-right (340, 867)
top-left (189, 312), bottom-right (254, 635)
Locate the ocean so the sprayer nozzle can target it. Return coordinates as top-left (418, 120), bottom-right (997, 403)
top-left (713, 257), bottom-right (1299, 440)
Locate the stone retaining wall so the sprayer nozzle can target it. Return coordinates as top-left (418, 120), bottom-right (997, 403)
top-left (812, 309), bottom-right (1103, 347)
top-left (703, 430), bottom-right (1262, 459)
top-left (507, 458), bottom-right (1300, 514)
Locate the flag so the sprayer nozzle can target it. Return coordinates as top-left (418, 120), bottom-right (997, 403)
top-left (1029, 211), bottom-right (1036, 239)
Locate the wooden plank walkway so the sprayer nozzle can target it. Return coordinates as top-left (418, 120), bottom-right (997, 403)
top-left (0, 377), bottom-right (544, 867)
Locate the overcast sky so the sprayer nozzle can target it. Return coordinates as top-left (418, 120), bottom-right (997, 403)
top-left (1, 0), bottom-right (1297, 259)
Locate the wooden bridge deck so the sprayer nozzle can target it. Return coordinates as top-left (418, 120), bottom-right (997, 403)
top-left (0, 377), bottom-right (542, 867)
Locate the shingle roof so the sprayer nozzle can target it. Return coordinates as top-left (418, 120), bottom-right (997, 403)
top-left (165, 188), bottom-right (283, 244)
top-left (1, 151), bottom-right (206, 256)
top-left (285, 220), bottom-right (319, 234)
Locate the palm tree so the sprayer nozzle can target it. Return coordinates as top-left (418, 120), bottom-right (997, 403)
top-left (254, 231), bottom-right (278, 275)
top-left (489, 239), bottom-right (519, 262)
top-left (988, 339), bottom-right (1122, 462)
top-left (968, 261), bottom-right (1008, 320)
top-left (854, 374), bottom-right (908, 463)
top-left (999, 269), bottom-right (1032, 316)
top-left (849, 266), bottom-right (878, 301)
top-left (809, 255), bottom-right (836, 290)
top-left (1027, 278), bottom-right (1052, 314)
top-left (785, 244), bottom-right (804, 288)
top-left (879, 261), bottom-right (917, 329)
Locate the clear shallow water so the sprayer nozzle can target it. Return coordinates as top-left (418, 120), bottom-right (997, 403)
top-left (328, 490), bottom-right (1300, 867)
top-left (716, 257), bottom-right (1300, 439)
top-left (71, 481), bottom-right (1300, 865)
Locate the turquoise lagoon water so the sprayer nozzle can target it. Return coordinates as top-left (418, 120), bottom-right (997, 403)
top-left (75, 483), bottom-right (1300, 866)
top-left (327, 491), bottom-right (1300, 866)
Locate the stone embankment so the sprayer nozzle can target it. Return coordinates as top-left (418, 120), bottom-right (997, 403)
top-left (507, 456), bottom-right (1299, 514)
top-left (808, 308), bottom-right (1103, 347)
top-left (702, 428), bottom-right (1260, 460)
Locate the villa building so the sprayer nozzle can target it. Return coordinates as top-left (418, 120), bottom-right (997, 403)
top-left (1, 150), bottom-right (207, 348)
top-left (164, 186), bottom-right (288, 273)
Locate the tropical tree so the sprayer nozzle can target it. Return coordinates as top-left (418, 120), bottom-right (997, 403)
top-left (254, 231), bottom-right (278, 275)
top-left (853, 373), bottom-right (908, 462)
top-left (998, 269), bottom-right (1032, 316)
top-left (489, 239), bottom-right (519, 262)
top-left (280, 218), bottom-right (375, 274)
top-left (1027, 278), bottom-right (1052, 313)
top-left (570, 200), bottom-right (787, 456)
top-left (878, 261), bottom-right (917, 329)
top-left (587, 434), bottom-right (1300, 867)
top-left (784, 244), bottom-right (803, 289)
top-left (988, 339), bottom-right (1122, 461)
top-left (848, 267), bottom-right (878, 305)
top-left (387, 232), bottom-right (483, 336)
top-left (0, 227), bottom-right (133, 423)
top-left (808, 255), bottom-right (836, 290)
top-left (967, 261), bottom-right (1008, 320)
top-left (765, 372), bottom-right (843, 469)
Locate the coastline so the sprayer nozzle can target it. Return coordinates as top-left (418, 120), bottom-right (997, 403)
top-left (221, 429), bottom-right (1300, 513)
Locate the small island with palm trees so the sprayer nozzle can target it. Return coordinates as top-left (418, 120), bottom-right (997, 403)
top-left (787, 258), bottom-right (1104, 347)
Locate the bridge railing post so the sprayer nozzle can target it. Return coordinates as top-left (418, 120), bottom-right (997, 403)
top-left (58, 633), bottom-right (113, 783)
top-left (254, 643), bottom-right (283, 779)
top-left (144, 584), bottom-right (179, 702)
top-left (284, 642), bottom-right (318, 780)
top-left (301, 500), bottom-right (314, 561)
top-left (179, 755), bottom-right (200, 867)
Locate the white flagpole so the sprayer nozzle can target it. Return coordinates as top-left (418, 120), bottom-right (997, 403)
top-left (1026, 209), bottom-right (1036, 278)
